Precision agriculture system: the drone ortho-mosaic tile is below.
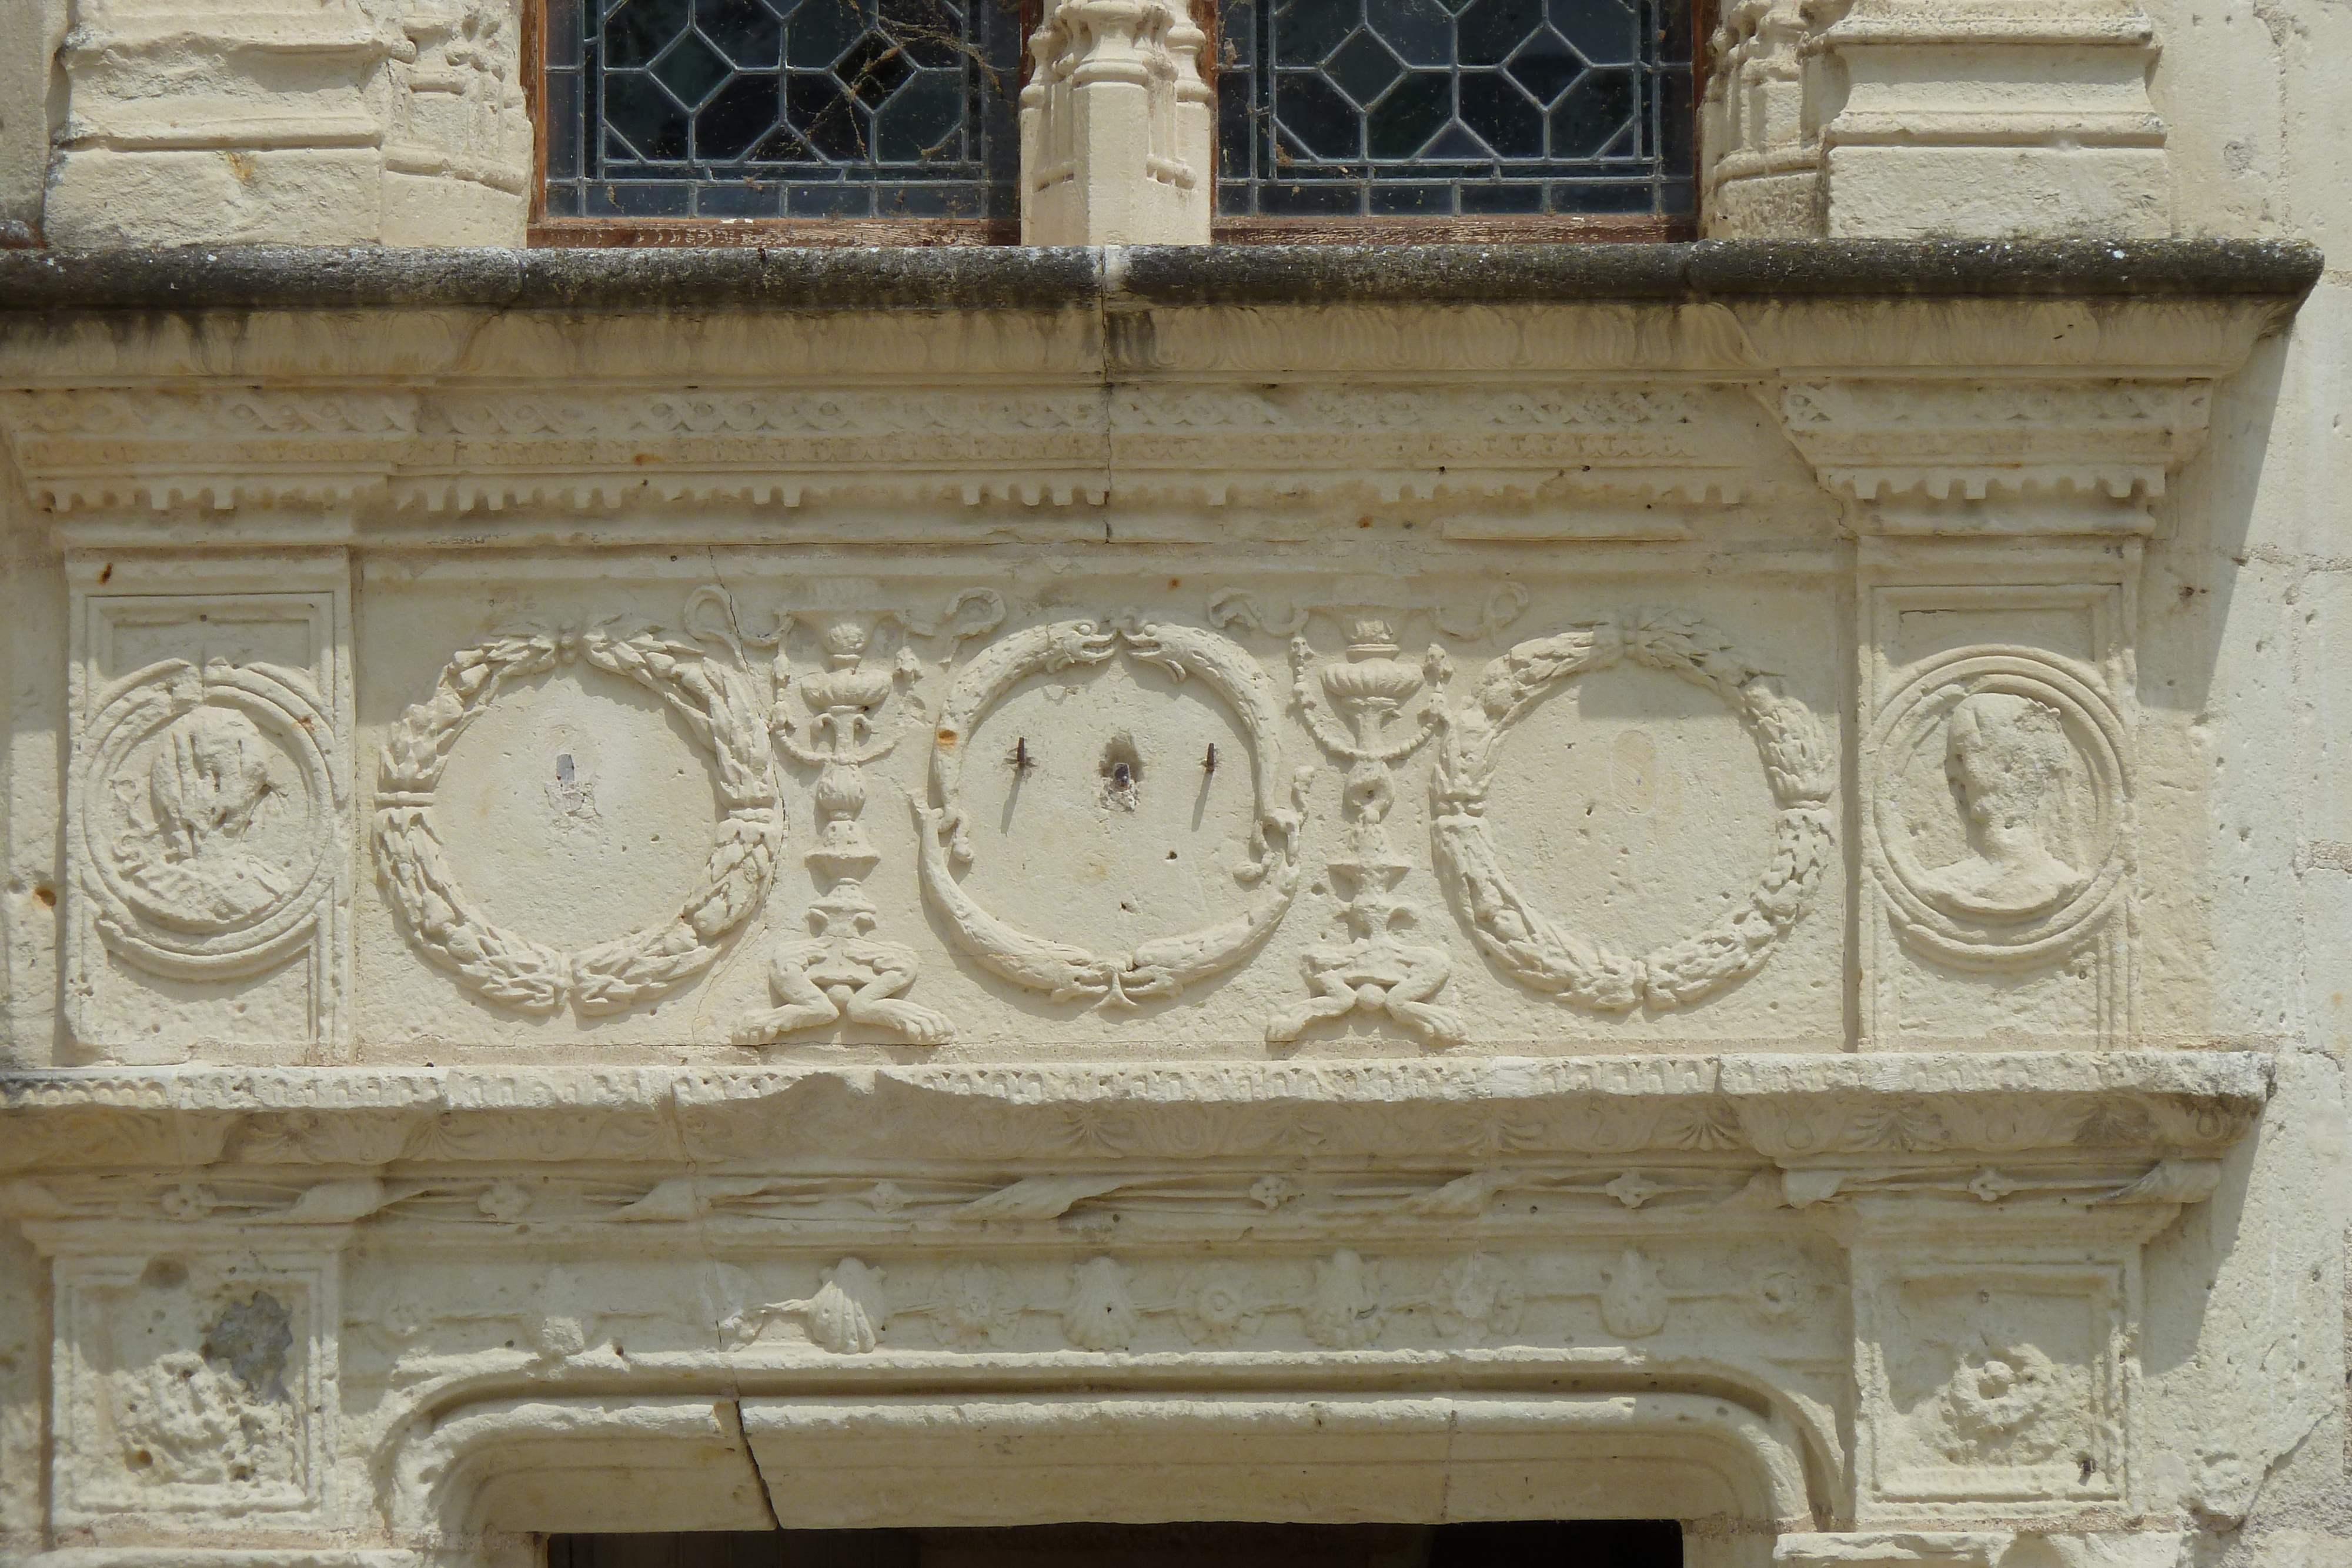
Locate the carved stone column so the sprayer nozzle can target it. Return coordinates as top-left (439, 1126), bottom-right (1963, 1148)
top-left (1019, 0), bottom-right (1214, 244)
top-left (1702, 0), bottom-right (2169, 239)
top-left (44, 0), bottom-right (529, 247)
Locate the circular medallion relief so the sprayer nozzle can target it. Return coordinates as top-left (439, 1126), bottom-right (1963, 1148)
top-left (1429, 613), bottom-right (1836, 1012)
top-left (915, 618), bottom-right (1307, 1008)
top-left (374, 617), bottom-right (783, 1017)
top-left (80, 660), bottom-right (337, 977)
top-left (1865, 648), bottom-right (2126, 966)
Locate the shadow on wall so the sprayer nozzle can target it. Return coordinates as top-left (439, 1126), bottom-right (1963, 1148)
top-left (546, 1522), bottom-right (1683, 1568)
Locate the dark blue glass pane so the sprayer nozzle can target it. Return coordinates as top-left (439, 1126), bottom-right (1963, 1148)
top-left (546, 71), bottom-right (583, 175)
top-left (876, 71), bottom-right (964, 161)
top-left (1218, 73), bottom-right (1255, 176)
top-left (1458, 71), bottom-right (1539, 155)
top-left (1504, 29), bottom-right (1579, 106)
top-left (1549, 0), bottom-right (1631, 63)
top-left (836, 32), bottom-right (913, 107)
top-left (697, 179), bottom-right (783, 213)
top-left (1365, 69), bottom-right (1448, 156)
top-left (547, 0), bottom-right (585, 65)
top-left (789, 72), bottom-right (867, 157)
top-left (1259, 179), bottom-right (1359, 213)
top-left (1327, 31), bottom-right (1404, 106)
top-left (607, 0), bottom-right (690, 66)
top-left (654, 29), bottom-right (734, 106)
top-left (1274, 72), bottom-right (1361, 158)
top-left (606, 74), bottom-right (692, 158)
top-left (1368, 180), bottom-right (1448, 212)
top-left (786, 0), bottom-right (863, 67)
top-left (1276, 0), bottom-right (1358, 69)
top-left (551, 0), bottom-right (1014, 220)
top-left (1211, 0), bottom-right (1689, 218)
top-left (697, 72), bottom-right (782, 157)
top-left (1548, 64), bottom-right (1631, 155)
top-left (1459, 178), bottom-right (1541, 210)
top-left (1455, 0), bottom-right (1536, 67)
top-left (1364, 0), bottom-right (1451, 65)
top-left (700, 0), bottom-right (784, 64)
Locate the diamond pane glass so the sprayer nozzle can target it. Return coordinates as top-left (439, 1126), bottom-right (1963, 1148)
top-left (1214, 0), bottom-right (1692, 219)
top-left (543, 0), bottom-right (1020, 223)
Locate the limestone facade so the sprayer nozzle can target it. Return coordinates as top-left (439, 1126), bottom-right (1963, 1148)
top-left (0, 2), bottom-right (2348, 1567)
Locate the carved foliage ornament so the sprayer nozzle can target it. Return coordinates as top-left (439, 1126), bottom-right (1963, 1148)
top-left (1430, 611), bottom-right (1835, 1011)
top-left (78, 659), bottom-right (342, 979)
top-left (375, 590), bottom-right (784, 1015)
top-left (916, 618), bottom-right (1307, 1007)
top-left (1864, 648), bottom-right (2127, 967)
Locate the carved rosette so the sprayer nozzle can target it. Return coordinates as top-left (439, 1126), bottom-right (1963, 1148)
top-left (76, 658), bottom-right (343, 981)
top-left (915, 617), bottom-right (1308, 1008)
top-left (1863, 648), bottom-right (2129, 968)
top-left (1429, 611), bottom-right (1835, 1011)
top-left (373, 593), bottom-right (784, 1017)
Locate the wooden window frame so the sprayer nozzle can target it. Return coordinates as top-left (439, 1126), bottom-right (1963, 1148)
top-left (523, 0), bottom-right (1708, 246)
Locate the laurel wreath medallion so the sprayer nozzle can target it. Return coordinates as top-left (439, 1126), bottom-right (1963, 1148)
top-left (1429, 611), bottom-right (1834, 1011)
top-left (375, 616), bottom-right (783, 1017)
top-left (914, 618), bottom-right (1307, 1008)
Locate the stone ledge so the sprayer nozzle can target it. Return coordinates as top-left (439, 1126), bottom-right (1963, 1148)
top-left (0, 239), bottom-right (2321, 314)
top-left (0, 1054), bottom-right (2274, 1172)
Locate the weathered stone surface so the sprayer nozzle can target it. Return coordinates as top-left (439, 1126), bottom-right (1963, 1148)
top-left (0, 0), bottom-right (2347, 1563)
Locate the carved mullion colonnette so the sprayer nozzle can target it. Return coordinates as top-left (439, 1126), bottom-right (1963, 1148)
top-left (64, 551), bottom-right (353, 1064)
top-left (1855, 548), bottom-right (2139, 1050)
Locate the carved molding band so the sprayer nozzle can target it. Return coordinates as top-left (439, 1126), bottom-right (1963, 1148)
top-left (916, 618), bottom-right (1308, 1008)
top-left (374, 599), bottom-right (784, 1017)
top-left (1431, 612), bottom-right (1835, 1012)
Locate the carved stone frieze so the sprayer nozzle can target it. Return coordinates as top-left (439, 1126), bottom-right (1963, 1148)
top-left (1775, 379), bottom-right (2210, 534)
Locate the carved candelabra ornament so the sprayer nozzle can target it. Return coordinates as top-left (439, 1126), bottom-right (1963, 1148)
top-left (733, 591), bottom-right (1005, 1048)
top-left (374, 588), bottom-right (784, 1016)
top-left (916, 616), bottom-right (1308, 1008)
top-left (1429, 611), bottom-right (1835, 1011)
top-left (1267, 613), bottom-right (1464, 1048)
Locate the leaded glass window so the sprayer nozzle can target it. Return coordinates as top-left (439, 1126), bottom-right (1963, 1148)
top-left (1215, 0), bottom-right (1692, 220)
top-left (543, 0), bottom-right (1021, 222)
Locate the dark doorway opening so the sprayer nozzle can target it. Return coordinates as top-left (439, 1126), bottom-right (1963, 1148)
top-left (548, 1521), bottom-right (1683, 1568)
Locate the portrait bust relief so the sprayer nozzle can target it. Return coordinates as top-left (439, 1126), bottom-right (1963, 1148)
top-left (1863, 647), bottom-right (2129, 975)
top-left (115, 706), bottom-right (294, 930)
top-left (1917, 692), bottom-right (2087, 922)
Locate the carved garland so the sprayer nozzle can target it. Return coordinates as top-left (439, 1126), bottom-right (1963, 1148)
top-left (1429, 612), bottom-right (1835, 1011)
top-left (915, 618), bottom-right (1307, 1007)
top-left (375, 611), bottom-right (783, 1016)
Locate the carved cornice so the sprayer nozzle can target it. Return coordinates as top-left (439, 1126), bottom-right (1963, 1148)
top-left (1773, 378), bottom-right (2213, 533)
top-left (0, 1054), bottom-right (2271, 1176)
top-left (0, 243), bottom-right (2306, 531)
